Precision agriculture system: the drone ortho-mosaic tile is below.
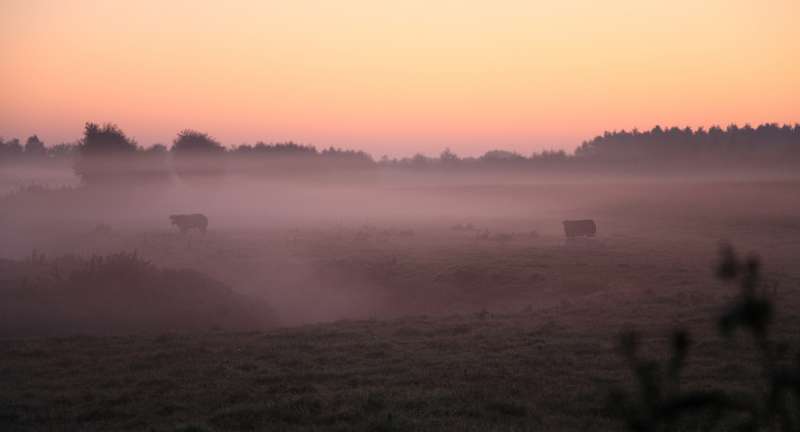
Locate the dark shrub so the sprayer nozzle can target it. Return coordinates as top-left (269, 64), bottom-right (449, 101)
top-left (24, 135), bottom-right (46, 157)
top-left (74, 123), bottom-right (170, 185)
top-left (0, 251), bottom-right (275, 337)
top-left (609, 245), bottom-right (800, 431)
top-left (171, 129), bottom-right (226, 180)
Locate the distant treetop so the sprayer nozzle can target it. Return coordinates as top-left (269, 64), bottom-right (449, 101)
top-left (172, 129), bottom-right (225, 154)
top-left (24, 135), bottom-right (46, 156)
top-left (575, 123), bottom-right (800, 163)
top-left (80, 122), bottom-right (138, 155)
top-left (233, 141), bottom-right (318, 156)
top-left (3, 121), bottom-right (799, 176)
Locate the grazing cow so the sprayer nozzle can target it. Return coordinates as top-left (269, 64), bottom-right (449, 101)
top-left (170, 214), bottom-right (208, 234)
top-left (562, 219), bottom-right (597, 238)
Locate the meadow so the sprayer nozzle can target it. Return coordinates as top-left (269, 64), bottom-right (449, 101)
top-left (2, 173), bottom-right (799, 430)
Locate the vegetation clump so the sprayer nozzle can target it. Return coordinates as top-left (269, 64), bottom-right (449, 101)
top-left (610, 245), bottom-right (800, 431)
top-left (0, 251), bottom-right (274, 337)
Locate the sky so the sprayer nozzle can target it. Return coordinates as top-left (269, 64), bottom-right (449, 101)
top-left (1, 0), bottom-right (798, 157)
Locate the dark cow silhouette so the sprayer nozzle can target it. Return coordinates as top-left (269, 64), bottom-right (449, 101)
top-left (562, 219), bottom-right (597, 238)
top-left (170, 214), bottom-right (208, 234)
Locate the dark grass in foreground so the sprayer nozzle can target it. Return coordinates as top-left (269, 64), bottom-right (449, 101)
top-left (611, 246), bottom-right (800, 431)
top-left (0, 313), bottom-right (641, 431)
top-left (4, 274), bottom-right (798, 432)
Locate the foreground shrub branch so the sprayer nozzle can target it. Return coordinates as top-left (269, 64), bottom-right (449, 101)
top-left (610, 245), bottom-right (800, 431)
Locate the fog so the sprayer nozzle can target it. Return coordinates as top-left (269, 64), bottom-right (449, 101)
top-left (3, 158), bottom-right (799, 336)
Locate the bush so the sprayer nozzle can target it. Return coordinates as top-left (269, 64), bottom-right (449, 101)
top-left (24, 135), bottom-right (46, 157)
top-left (0, 251), bottom-right (275, 337)
top-left (171, 129), bottom-right (226, 179)
top-left (74, 123), bottom-right (170, 185)
top-left (609, 245), bottom-right (800, 431)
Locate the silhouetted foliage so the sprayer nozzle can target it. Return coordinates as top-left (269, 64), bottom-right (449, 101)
top-left (172, 130), bottom-right (225, 154)
top-left (440, 148), bottom-right (460, 167)
top-left (226, 141), bottom-right (375, 177)
top-left (481, 150), bottom-right (527, 163)
top-left (0, 138), bottom-right (23, 159)
top-left (576, 123), bottom-right (800, 170)
top-left (74, 122), bottom-right (135, 183)
top-left (47, 142), bottom-right (80, 158)
top-left (233, 141), bottom-right (317, 157)
top-left (609, 245), bottom-right (800, 431)
top-left (377, 123), bottom-right (800, 173)
top-left (24, 135), bottom-right (45, 156)
top-left (171, 129), bottom-right (226, 179)
top-left (533, 149), bottom-right (569, 163)
top-left (80, 122), bottom-right (138, 155)
top-left (389, 153), bottom-right (433, 170)
top-left (145, 143), bottom-right (168, 154)
top-left (73, 123), bottom-right (170, 185)
top-left (4, 121), bottom-right (799, 179)
top-left (320, 146), bottom-right (373, 168)
top-left (0, 136), bottom-right (79, 163)
top-left (0, 251), bottom-right (274, 337)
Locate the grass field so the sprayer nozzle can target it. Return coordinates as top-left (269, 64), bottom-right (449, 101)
top-left (3, 272), bottom-right (797, 431)
top-left (2, 177), bottom-right (800, 430)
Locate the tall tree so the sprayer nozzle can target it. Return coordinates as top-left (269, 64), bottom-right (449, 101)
top-left (24, 135), bottom-right (46, 156)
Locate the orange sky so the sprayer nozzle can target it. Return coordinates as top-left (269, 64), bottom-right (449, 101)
top-left (1, 0), bottom-right (798, 156)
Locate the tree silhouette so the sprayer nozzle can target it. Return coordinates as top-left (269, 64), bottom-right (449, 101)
top-left (145, 143), bottom-right (168, 154)
top-left (47, 142), bottom-right (80, 158)
top-left (73, 123), bottom-right (169, 185)
top-left (24, 135), bottom-right (46, 157)
top-left (80, 123), bottom-right (138, 155)
top-left (4, 121), bottom-right (799, 177)
top-left (73, 123), bottom-right (138, 184)
top-left (575, 123), bottom-right (800, 170)
top-left (320, 146), bottom-right (373, 167)
top-left (439, 148), bottom-right (460, 167)
top-left (171, 129), bottom-right (226, 179)
top-left (172, 130), bottom-right (225, 154)
top-left (0, 138), bottom-right (23, 160)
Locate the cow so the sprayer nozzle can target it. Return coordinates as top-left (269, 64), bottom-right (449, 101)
top-left (562, 219), bottom-right (597, 238)
top-left (170, 214), bottom-right (208, 234)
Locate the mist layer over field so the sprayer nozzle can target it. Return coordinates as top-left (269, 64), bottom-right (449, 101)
top-left (3, 163), bottom-right (799, 331)
top-left (3, 157), bottom-right (800, 431)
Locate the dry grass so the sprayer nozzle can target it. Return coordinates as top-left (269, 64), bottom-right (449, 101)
top-left (3, 285), bottom-right (797, 431)
top-left (2, 179), bottom-right (800, 430)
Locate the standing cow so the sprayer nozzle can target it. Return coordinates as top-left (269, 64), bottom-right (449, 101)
top-left (170, 214), bottom-right (208, 234)
top-left (562, 219), bottom-right (597, 238)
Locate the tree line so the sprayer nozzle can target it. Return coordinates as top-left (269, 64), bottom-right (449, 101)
top-left (575, 123), bottom-right (800, 165)
top-left (0, 135), bottom-right (80, 160)
top-left (0, 123), bottom-right (376, 184)
top-left (1, 122), bottom-right (799, 184)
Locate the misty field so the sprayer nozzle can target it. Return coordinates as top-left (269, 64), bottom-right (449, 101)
top-left (2, 176), bottom-right (800, 431)
top-left (4, 0), bottom-right (800, 427)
